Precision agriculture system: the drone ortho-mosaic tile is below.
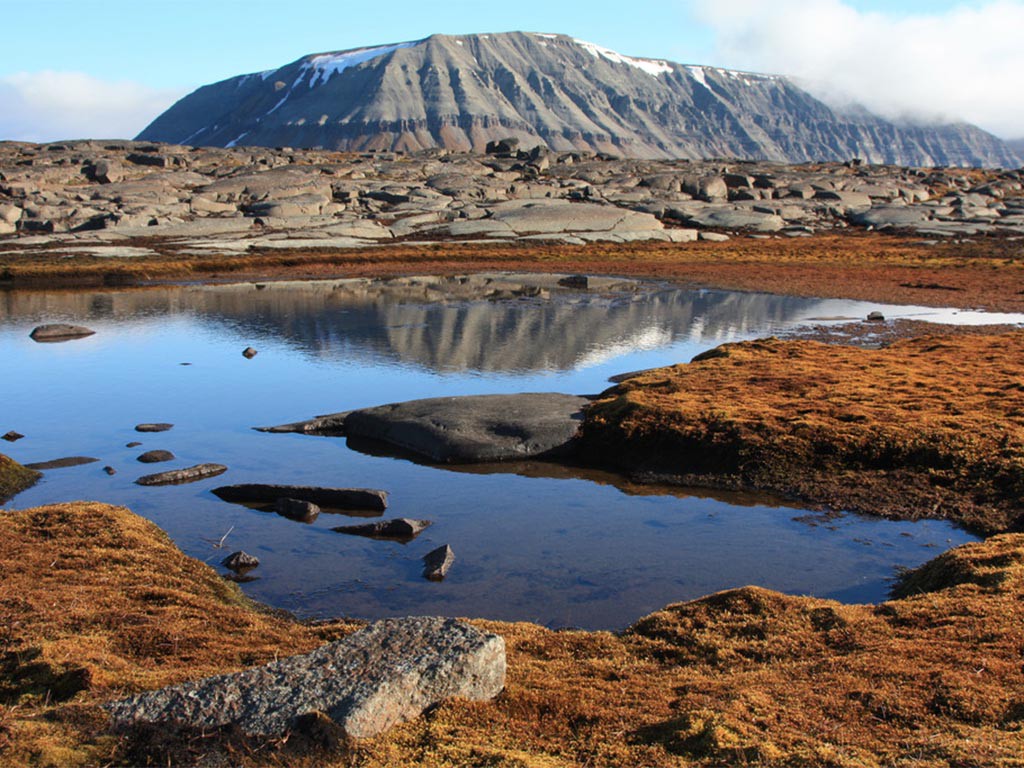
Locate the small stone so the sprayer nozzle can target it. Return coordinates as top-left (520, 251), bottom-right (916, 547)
top-left (2, 431), bottom-right (24, 442)
top-left (24, 456), bottom-right (100, 470)
top-left (274, 497), bottom-right (321, 523)
top-left (125, 442), bottom-right (142, 448)
top-left (135, 423), bottom-right (173, 433)
top-left (222, 550), bottom-right (260, 571)
top-left (137, 450), bottom-right (175, 463)
top-left (242, 347), bottom-right (258, 359)
top-left (423, 544), bottom-right (455, 581)
top-left (103, 466), bottom-right (117, 475)
top-left (29, 324), bottom-right (96, 343)
top-left (557, 274), bottom-right (589, 289)
top-left (866, 311), bottom-right (886, 322)
top-left (333, 518), bottom-right (431, 541)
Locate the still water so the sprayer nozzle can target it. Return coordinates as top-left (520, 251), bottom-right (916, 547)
top-left (1, 273), bottom-right (1006, 629)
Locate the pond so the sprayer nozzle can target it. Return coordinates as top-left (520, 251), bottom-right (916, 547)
top-left (2, 273), bottom-right (1009, 630)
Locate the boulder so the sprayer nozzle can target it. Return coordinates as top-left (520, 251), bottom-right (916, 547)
top-left (212, 484), bottom-right (388, 512)
top-left (487, 199), bottom-right (662, 235)
top-left (136, 463), bottom-right (228, 486)
top-left (103, 617), bottom-right (505, 738)
top-left (423, 545), bottom-right (455, 580)
top-left (851, 207), bottom-right (931, 228)
top-left (29, 324), bottom-right (96, 342)
top-left (242, 347), bottom-right (258, 359)
top-left (333, 518), bottom-right (432, 541)
top-left (678, 207), bottom-right (785, 232)
top-left (341, 393), bottom-right (589, 463)
top-left (222, 550), bottom-right (260, 571)
top-left (137, 450), bottom-right (174, 463)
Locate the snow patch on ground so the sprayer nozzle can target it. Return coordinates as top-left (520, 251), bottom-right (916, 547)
top-left (303, 42), bottom-right (418, 88)
top-left (572, 38), bottom-right (673, 77)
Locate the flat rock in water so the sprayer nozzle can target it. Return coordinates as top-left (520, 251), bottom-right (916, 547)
top-left (103, 617), bottom-right (505, 738)
top-left (29, 324), bottom-right (96, 342)
top-left (274, 497), bottom-right (321, 523)
top-left (333, 518), bottom-right (431, 541)
top-left (137, 449), bottom-right (174, 463)
top-left (212, 484), bottom-right (388, 512)
top-left (423, 544), bottom-right (455, 580)
top-left (2, 431), bottom-right (24, 442)
top-left (25, 456), bottom-right (99, 470)
top-left (136, 463), bottom-right (227, 486)
top-left (135, 423), bottom-right (174, 433)
top-left (342, 393), bottom-right (589, 463)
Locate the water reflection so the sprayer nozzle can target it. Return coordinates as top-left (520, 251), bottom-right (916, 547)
top-left (2, 274), bottom-right (845, 373)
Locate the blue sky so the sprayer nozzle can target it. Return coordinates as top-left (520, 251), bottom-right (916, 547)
top-left (1, 0), bottom-right (1021, 141)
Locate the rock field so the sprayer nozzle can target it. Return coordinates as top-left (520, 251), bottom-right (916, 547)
top-left (1, 140), bottom-right (1022, 262)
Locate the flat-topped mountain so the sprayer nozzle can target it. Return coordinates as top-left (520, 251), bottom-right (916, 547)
top-left (138, 32), bottom-right (1018, 167)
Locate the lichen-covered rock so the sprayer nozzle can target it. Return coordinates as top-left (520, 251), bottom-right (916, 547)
top-left (0, 453), bottom-right (40, 501)
top-left (103, 617), bottom-right (505, 738)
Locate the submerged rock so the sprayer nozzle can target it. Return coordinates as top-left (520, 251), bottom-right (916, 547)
top-left (24, 456), bottom-right (99, 470)
top-left (29, 324), bottom-right (95, 342)
top-left (2, 431), bottom-right (24, 442)
top-left (212, 484), bottom-right (388, 512)
top-left (136, 463), bottom-right (227, 486)
top-left (134, 423), bottom-right (174, 433)
top-left (333, 518), bottom-right (432, 541)
top-left (274, 497), bottom-right (321, 523)
top-left (103, 617), bottom-right (505, 738)
top-left (423, 544), bottom-right (455, 581)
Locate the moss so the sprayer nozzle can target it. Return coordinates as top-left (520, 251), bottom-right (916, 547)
top-left (0, 453), bottom-right (40, 502)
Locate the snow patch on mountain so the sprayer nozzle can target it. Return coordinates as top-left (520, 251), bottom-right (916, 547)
top-left (303, 42), bottom-right (418, 88)
top-left (571, 38), bottom-right (673, 77)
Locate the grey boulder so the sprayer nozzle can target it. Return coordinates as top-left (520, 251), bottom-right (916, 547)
top-left (103, 617), bottom-right (505, 739)
top-left (342, 393), bottom-right (589, 463)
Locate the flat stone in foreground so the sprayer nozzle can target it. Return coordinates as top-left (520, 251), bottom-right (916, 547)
top-left (342, 393), bottom-right (589, 463)
top-left (25, 456), bottom-right (99, 470)
top-left (136, 463), bottom-right (227, 486)
top-left (212, 483), bottom-right (388, 512)
top-left (103, 617), bottom-right (505, 738)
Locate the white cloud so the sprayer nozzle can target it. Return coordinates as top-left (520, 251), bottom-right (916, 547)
top-left (691, 0), bottom-right (1024, 139)
top-left (0, 71), bottom-right (187, 142)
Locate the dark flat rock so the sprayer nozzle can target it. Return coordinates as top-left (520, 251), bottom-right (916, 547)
top-left (2, 431), bottom-right (24, 442)
top-left (423, 544), bottom-right (455, 580)
top-left (25, 456), bottom-right (100, 470)
top-left (137, 449), bottom-right (174, 463)
top-left (222, 550), bottom-right (259, 571)
top-left (103, 617), bottom-right (505, 738)
top-left (212, 484), bottom-right (388, 512)
top-left (340, 393), bottom-right (589, 463)
top-left (333, 518), bottom-right (431, 541)
top-left (136, 463), bottom-right (227, 486)
top-left (135, 423), bottom-right (174, 433)
top-left (29, 324), bottom-right (95, 342)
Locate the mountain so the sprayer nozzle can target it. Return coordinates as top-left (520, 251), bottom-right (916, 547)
top-left (138, 32), bottom-right (1020, 167)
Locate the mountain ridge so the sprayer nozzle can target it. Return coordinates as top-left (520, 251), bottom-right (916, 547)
top-left (138, 32), bottom-right (1020, 167)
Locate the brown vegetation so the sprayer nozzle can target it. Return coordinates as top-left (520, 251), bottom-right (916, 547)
top-left (2, 503), bottom-right (1024, 766)
top-left (0, 453), bottom-right (39, 502)
top-left (581, 331), bottom-right (1024, 534)
top-left (2, 232), bottom-right (1023, 312)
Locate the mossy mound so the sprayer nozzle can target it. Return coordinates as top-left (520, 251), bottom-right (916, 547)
top-left (581, 332), bottom-right (1024, 534)
top-left (0, 453), bottom-right (40, 502)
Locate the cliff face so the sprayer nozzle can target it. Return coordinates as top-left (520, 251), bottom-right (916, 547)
top-left (137, 31), bottom-right (1016, 167)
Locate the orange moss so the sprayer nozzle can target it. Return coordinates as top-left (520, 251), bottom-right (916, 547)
top-left (581, 332), bottom-right (1024, 533)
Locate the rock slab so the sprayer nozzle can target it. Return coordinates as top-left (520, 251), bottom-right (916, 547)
top-left (343, 393), bottom-right (589, 463)
top-left (212, 484), bottom-right (388, 512)
top-left (333, 518), bottom-right (431, 541)
top-left (136, 463), bottom-right (227, 486)
top-left (103, 617), bottom-right (505, 738)
top-left (29, 324), bottom-right (96, 342)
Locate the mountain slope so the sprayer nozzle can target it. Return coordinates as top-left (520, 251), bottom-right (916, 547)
top-left (138, 32), bottom-right (1020, 167)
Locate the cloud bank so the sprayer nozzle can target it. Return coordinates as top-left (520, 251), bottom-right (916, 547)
top-left (692, 0), bottom-right (1024, 139)
top-left (0, 72), bottom-right (186, 143)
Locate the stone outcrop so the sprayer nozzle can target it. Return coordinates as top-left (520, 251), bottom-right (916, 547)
top-left (271, 393), bottom-right (589, 463)
top-left (103, 617), bottom-right (506, 738)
